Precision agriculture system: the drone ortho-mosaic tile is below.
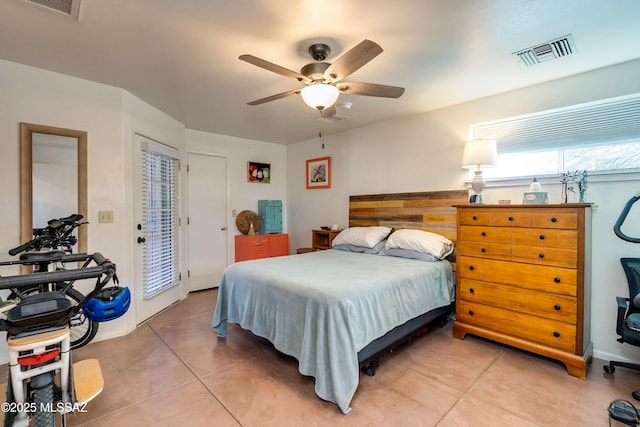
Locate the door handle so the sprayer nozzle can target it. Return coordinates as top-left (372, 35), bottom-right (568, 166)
top-left (221, 226), bottom-right (228, 231)
top-left (137, 236), bottom-right (146, 244)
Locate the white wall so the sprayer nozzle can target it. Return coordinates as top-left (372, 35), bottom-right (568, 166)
top-left (186, 129), bottom-right (288, 258)
top-left (0, 59), bottom-right (126, 361)
top-left (287, 58), bottom-right (640, 364)
top-left (0, 59), bottom-right (186, 358)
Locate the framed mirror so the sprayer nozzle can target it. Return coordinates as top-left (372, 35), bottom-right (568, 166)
top-left (20, 123), bottom-right (88, 258)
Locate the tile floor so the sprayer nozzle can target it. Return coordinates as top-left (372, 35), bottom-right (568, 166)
top-left (4, 288), bottom-right (640, 426)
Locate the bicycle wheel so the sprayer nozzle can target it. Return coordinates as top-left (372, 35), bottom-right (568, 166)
top-left (33, 383), bottom-right (55, 427)
top-left (11, 287), bottom-right (99, 349)
top-left (64, 287), bottom-right (99, 349)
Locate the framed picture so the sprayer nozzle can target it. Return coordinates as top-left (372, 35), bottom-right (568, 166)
top-left (247, 161), bottom-right (270, 183)
top-left (306, 156), bottom-right (331, 189)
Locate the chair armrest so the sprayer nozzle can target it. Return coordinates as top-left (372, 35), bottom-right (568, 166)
top-left (616, 296), bottom-right (630, 336)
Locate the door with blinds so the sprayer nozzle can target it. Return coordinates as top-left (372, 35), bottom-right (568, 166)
top-left (133, 134), bottom-right (181, 324)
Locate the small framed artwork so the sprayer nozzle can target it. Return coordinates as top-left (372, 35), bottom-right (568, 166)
top-left (306, 156), bottom-right (331, 189)
top-left (247, 161), bottom-right (270, 183)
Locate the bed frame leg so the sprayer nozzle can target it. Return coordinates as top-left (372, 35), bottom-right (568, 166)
top-left (361, 358), bottom-right (380, 377)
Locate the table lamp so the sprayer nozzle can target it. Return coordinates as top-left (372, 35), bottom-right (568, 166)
top-left (462, 139), bottom-right (497, 204)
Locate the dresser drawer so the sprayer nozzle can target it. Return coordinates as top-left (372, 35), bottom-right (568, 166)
top-left (459, 210), bottom-right (492, 225)
top-left (458, 278), bottom-right (577, 323)
top-left (491, 210), bottom-right (532, 227)
top-left (457, 300), bottom-right (577, 352)
top-left (458, 226), bottom-right (511, 243)
top-left (458, 241), bottom-right (511, 260)
top-left (511, 228), bottom-right (577, 249)
top-left (511, 245), bottom-right (577, 268)
top-left (458, 256), bottom-right (577, 296)
top-left (531, 210), bottom-right (578, 229)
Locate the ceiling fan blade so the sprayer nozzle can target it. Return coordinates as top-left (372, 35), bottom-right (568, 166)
top-left (239, 54), bottom-right (308, 82)
top-left (324, 40), bottom-right (383, 82)
top-left (338, 82), bottom-right (405, 98)
top-left (247, 88), bottom-right (300, 105)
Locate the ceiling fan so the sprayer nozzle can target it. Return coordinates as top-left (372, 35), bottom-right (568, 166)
top-left (239, 39), bottom-right (405, 113)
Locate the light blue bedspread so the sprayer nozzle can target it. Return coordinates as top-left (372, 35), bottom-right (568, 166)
top-left (211, 249), bottom-right (454, 414)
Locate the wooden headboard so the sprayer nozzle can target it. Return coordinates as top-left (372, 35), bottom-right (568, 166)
top-left (348, 189), bottom-right (468, 266)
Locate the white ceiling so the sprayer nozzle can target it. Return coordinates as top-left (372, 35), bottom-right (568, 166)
top-left (1, 0), bottom-right (639, 144)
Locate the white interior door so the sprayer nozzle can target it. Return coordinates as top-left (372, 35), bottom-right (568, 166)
top-left (187, 153), bottom-right (228, 291)
top-left (133, 134), bottom-right (181, 324)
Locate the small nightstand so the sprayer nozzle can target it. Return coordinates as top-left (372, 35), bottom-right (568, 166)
top-left (312, 229), bottom-right (340, 251)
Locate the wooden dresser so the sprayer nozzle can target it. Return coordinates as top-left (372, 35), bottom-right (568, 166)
top-left (234, 234), bottom-right (289, 262)
top-left (453, 204), bottom-right (592, 378)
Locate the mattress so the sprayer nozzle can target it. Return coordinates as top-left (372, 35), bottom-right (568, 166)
top-left (212, 249), bottom-right (454, 413)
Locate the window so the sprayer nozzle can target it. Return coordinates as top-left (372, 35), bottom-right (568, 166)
top-left (483, 141), bottom-right (640, 179)
top-left (141, 145), bottom-right (180, 299)
top-left (471, 93), bottom-right (640, 179)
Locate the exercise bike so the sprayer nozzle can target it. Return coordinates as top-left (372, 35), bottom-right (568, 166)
top-left (2, 214), bottom-right (98, 349)
top-left (607, 190), bottom-right (640, 426)
top-left (0, 252), bottom-right (130, 427)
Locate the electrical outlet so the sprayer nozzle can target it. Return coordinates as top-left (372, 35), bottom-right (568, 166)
top-left (232, 209), bottom-right (237, 217)
top-left (98, 210), bottom-right (113, 223)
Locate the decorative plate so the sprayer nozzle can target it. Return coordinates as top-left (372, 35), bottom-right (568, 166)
top-left (236, 210), bottom-right (262, 235)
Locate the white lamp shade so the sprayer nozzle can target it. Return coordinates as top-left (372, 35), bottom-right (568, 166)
top-left (462, 139), bottom-right (498, 169)
top-left (301, 84), bottom-right (340, 111)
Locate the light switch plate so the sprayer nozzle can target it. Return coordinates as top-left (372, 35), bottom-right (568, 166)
top-left (98, 210), bottom-right (113, 223)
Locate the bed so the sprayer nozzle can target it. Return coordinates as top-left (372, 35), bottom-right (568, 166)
top-left (212, 189), bottom-right (467, 414)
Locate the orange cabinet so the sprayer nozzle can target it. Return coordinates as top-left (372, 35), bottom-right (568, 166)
top-left (235, 234), bottom-right (289, 262)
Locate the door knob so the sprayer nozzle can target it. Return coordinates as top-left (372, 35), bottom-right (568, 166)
top-left (221, 226), bottom-right (228, 231)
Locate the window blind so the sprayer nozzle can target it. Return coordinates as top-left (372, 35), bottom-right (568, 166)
top-left (141, 145), bottom-right (179, 299)
top-left (470, 93), bottom-right (640, 153)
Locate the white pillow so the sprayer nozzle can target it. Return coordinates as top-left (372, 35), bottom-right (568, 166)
top-left (332, 226), bottom-right (392, 249)
top-left (385, 229), bottom-right (454, 259)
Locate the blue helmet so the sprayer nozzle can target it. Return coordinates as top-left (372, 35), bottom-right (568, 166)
top-left (84, 286), bottom-right (131, 322)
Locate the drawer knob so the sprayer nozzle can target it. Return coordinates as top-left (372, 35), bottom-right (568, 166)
top-left (508, 216), bottom-right (514, 221)
top-left (469, 265), bottom-right (475, 271)
top-left (554, 304), bottom-right (561, 311)
top-left (539, 234), bottom-right (545, 240)
top-left (554, 277), bottom-right (561, 283)
top-left (539, 253), bottom-right (545, 258)
top-left (551, 217), bottom-right (558, 223)
top-left (468, 310), bottom-right (474, 316)
top-left (469, 288), bottom-right (475, 293)
top-left (553, 331), bottom-right (560, 338)
top-left (481, 231), bottom-right (486, 236)
top-left (472, 215), bottom-right (478, 220)
top-left (481, 248), bottom-right (486, 253)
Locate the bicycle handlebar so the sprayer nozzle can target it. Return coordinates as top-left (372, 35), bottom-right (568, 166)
top-left (614, 191), bottom-right (640, 244)
top-left (8, 214), bottom-right (86, 256)
top-left (8, 242), bottom-right (33, 256)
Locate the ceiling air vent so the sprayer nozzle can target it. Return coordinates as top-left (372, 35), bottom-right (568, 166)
top-left (15, 0), bottom-right (81, 19)
top-left (513, 34), bottom-right (576, 67)
top-left (315, 114), bottom-right (350, 124)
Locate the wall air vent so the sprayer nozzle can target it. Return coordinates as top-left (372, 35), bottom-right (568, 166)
top-left (14, 0), bottom-right (81, 19)
top-left (513, 34), bottom-right (576, 67)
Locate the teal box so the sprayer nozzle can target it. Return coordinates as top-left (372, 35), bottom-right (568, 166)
top-left (258, 200), bottom-right (283, 234)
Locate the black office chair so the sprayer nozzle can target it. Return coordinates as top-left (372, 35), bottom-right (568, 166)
top-left (604, 258), bottom-right (640, 400)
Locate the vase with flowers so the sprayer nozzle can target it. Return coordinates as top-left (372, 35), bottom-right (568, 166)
top-left (560, 170), bottom-right (588, 203)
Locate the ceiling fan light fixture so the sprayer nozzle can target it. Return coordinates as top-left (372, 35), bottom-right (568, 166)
top-left (301, 84), bottom-right (339, 111)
